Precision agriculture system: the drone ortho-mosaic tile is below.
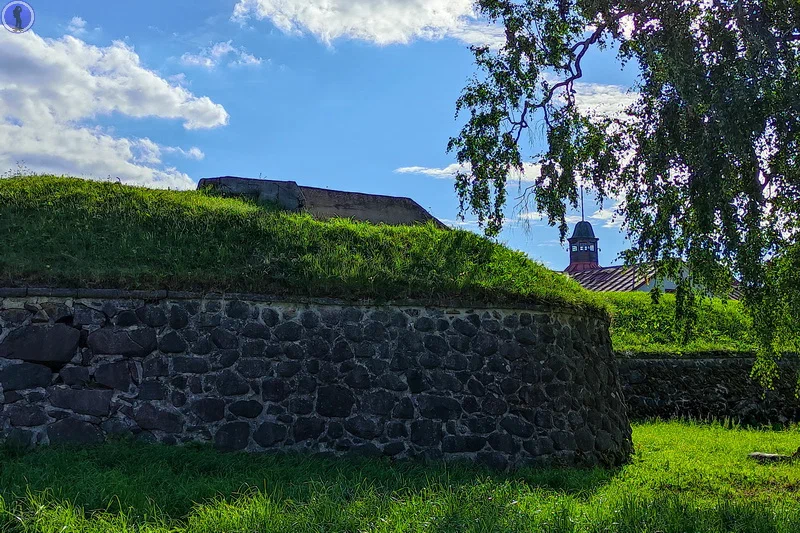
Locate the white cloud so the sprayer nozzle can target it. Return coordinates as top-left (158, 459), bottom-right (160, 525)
top-left (572, 82), bottom-right (638, 116)
top-left (588, 205), bottom-right (624, 228)
top-left (67, 17), bottom-right (87, 36)
top-left (130, 139), bottom-right (206, 164)
top-left (446, 22), bottom-right (506, 49)
top-left (542, 71), bottom-right (637, 117)
top-left (2, 124), bottom-right (198, 189)
top-left (517, 211), bottom-right (544, 221)
top-left (133, 138), bottom-right (162, 165)
top-left (439, 218), bottom-right (480, 229)
top-left (180, 55), bottom-right (214, 69)
top-left (163, 145), bottom-right (206, 160)
top-left (168, 72), bottom-right (189, 86)
top-left (187, 146), bottom-right (205, 160)
top-left (516, 191), bottom-right (625, 229)
top-left (617, 15), bottom-right (636, 40)
top-left (395, 163), bottom-right (465, 179)
top-left (1, 33), bottom-right (229, 129)
top-left (65, 16), bottom-right (102, 38)
top-left (181, 40), bottom-right (265, 69)
top-left (543, 72), bottom-right (637, 117)
top-left (234, 51), bottom-right (263, 66)
top-left (536, 239), bottom-right (564, 248)
top-left (516, 207), bottom-right (622, 231)
top-left (0, 31), bottom-right (228, 189)
top-left (231, 0), bottom-right (505, 48)
top-left (395, 162), bottom-right (541, 183)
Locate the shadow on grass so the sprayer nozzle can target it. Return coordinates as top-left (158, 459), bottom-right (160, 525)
top-left (1, 438), bottom-right (798, 532)
top-left (0, 439), bottom-right (616, 518)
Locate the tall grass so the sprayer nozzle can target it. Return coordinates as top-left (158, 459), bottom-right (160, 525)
top-left (0, 422), bottom-right (799, 532)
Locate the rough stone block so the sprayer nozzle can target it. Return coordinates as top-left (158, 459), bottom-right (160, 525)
top-left (229, 400), bottom-right (263, 418)
top-left (192, 398), bottom-right (226, 422)
top-left (410, 419), bottom-right (442, 447)
top-left (88, 328), bottom-right (157, 357)
top-left (6, 404), bottom-right (48, 426)
top-left (214, 422), bottom-right (251, 451)
top-left (254, 421), bottom-right (287, 447)
top-left (94, 361), bottom-right (133, 391)
top-left (49, 387), bottom-right (113, 417)
top-left (173, 356), bottom-right (209, 374)
top-left (134, 404), bottom-right (183, 433)
top-left (316, 386), bottom-right (355, 418)
top-left (47, 418), bottom-right (104, 444)
top-left (0, 362), bottom-right (52, 391)
top-left (60, 366), bottom-right (90, 386)
top-left (0, 324), bottom-right (79, 363)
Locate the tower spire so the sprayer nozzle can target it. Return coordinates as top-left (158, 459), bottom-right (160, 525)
top-left (580, 185), bottom-right (585, 222)
top-left (565, 203), bottom-right (600, 274)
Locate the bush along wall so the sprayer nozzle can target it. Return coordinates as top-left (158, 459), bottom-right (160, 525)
top-left (0, 289), bottom-right (632, 469)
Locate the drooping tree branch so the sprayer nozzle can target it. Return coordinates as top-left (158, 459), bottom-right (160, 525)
top-left (511, 23), bottom-right (607, 144)
top-left (448, 0), bottom-right (800, 385)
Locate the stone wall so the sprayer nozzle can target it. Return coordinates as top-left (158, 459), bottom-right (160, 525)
top-left (0, 289), bottom-right (632, 469)
top-left (618, 356), bottom-right (800, 425)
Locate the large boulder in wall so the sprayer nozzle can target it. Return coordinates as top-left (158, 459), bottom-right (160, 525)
top-left (0, 325), bottom-right (79, 363)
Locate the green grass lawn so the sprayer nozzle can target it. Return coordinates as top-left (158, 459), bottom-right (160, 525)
top-left (1, 421), bottom-right (799, 532)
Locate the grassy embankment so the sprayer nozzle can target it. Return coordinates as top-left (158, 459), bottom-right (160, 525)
top-left (0, 422), bottom-right (799, 532)
top-left (2, 177), bottom-right (799, 532)
top-left (0, 176), bottom-right (602, 313)
top-left (605, 292), bottom-right (764, 355)
top-left (0, 175), bottom-right (782, 356)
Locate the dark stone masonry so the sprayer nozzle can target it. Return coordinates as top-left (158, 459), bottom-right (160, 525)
top-left (618, 356), bottom-right (800, 425)
top-left (0, 289), bottom-right (632, 469)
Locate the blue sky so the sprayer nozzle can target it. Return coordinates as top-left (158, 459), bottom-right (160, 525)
top-left (0, 0), bottom-right (638, 271)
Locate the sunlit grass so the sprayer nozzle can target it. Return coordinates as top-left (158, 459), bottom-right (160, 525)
top-left (605, 292), bottom-right (765, 355)
top-left (0, 175), bottom-right (604, 314)
top-left (0, 422), bottom-right (799, 532)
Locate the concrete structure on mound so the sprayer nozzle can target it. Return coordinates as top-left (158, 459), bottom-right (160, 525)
top-left (197, 176), bottom-right (447, 228)
top-left (0, 288), bottom-right (632, 470)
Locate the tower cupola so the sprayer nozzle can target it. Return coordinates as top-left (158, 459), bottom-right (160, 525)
top-left (565, 220), bottom-right (599, 273)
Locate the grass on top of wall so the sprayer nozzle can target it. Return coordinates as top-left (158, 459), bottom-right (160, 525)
top-left (604, 292), bottom-right (765, 356)
top-left (1, 421), bottom-right (800, 532)
top-left (0, 176), bottom-right (604, 313)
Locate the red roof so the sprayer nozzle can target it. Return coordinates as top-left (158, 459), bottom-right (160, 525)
top-left (566, 264), bottom-right (656, 292)
top-left (564, 261), bottom-right (600, 274)
top-left (564, 263), bottom-right (742, 300)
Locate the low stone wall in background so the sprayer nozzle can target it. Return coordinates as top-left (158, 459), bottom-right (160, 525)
top-left (618, 356), bottom-right (800, 425)
top-left (0, 289), bottom-right (632, 469)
